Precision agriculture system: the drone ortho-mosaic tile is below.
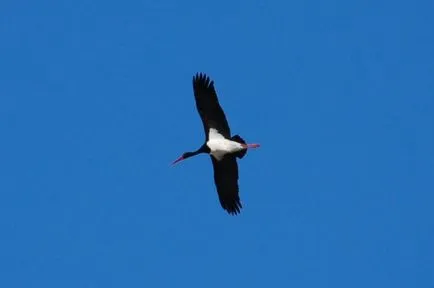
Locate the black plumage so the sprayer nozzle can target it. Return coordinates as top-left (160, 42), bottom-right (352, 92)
top-left (172, 72), bottom-right (259, 215)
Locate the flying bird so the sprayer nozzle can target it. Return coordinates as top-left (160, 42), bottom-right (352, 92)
top-left (172, 72), bottom-right (260, 215)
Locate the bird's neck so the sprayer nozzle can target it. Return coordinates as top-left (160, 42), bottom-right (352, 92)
top-left (185, 144), bottom-right (210, 159)
top-left (196, 143), bottom-right (210, 155)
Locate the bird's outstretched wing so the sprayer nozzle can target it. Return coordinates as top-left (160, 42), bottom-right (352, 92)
top-left (210, 155), bottom-right (242, 215)
top-left (193, 73), bottom-right (231, 139)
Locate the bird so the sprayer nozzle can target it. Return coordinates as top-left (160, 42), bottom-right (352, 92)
top-left (172, 72), bottom-right (260, 215)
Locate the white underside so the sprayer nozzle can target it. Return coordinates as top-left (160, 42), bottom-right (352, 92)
top-left (207, 128), bottom-right (244, 160)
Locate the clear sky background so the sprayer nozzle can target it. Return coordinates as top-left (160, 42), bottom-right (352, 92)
top-left (1, 0), bottom-right (433, 287)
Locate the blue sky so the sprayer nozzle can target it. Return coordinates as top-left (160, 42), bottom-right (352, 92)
top-left (1, 0), bottom-right (433, 287)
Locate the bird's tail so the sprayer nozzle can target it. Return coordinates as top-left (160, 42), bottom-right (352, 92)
top-left (231, 135), bottom-right (247, 159)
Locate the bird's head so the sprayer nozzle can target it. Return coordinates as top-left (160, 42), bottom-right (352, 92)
top-left (173, 151), bottom-right (202, 165)
top-left (172, 145), bottom-right (209, 165)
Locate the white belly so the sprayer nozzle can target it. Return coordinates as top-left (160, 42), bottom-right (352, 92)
top-left (206, 128), bottom-right (244, 160)
top-left (207, 138), bottom-right (243, 160)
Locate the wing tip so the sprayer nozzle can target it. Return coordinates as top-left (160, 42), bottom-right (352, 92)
top-left (193, 72), bottom-right (214, 88)
top-left (221, 199), bottom-right (243, 216)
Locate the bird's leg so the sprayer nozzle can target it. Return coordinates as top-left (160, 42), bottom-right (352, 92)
top-left (241, 143), bottom-right (260, 149)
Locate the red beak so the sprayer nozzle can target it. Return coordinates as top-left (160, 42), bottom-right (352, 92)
top-left (172, 156), bottom-right (184, 165)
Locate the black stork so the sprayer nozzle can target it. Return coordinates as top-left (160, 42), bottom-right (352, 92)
top-left (172, 72), bottom-right (260, 215)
